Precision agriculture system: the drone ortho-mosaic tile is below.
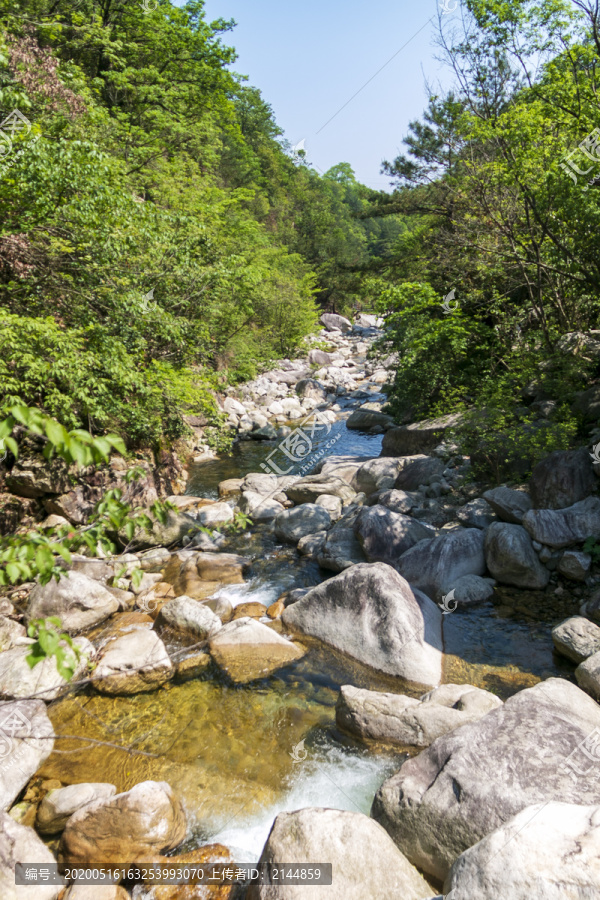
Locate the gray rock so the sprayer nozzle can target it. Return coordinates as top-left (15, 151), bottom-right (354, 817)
top-left (455, 498), bottom-right (496, 530)
top-left (451, 574), bottom-right (496, 605)
top-left (241, 473), bottom-right (278, 495)
top-left (295, 378), bottom-right (328, 403)
top-left (317, 455), bottom-right (372, 484)
top-left (0, 637), bottom-right (93, 701)
top-left (396, 528), bottom-right (486, 601)
top-left (238, 490), bottom-right (284, 521)
top-left (346, 408), bottom-right (394, 430)
top-left (37, 782), bottom-right (117, 835)
top-left (0, 616), bottom-right (26, 652)
top-left (321, 313), bottom-right (352, 332)
top-left (282, 562), bottom-right (442, 687)
top-left (336, 683), bottom-right (502, 748)
top-left (522, 496), bottom-right (600, 548)
top-left (445, 801), bottom-right (600, 900)
top-left (297, 531), bottom-right (327, 558)
top-left (394, 456), bottom-right (445, 491)
top-left (529, 448), bottom-right (595, 509)
top-left (307, 349), bottom-right (336, 366)
top-left (92, 631), bottom-right (173, 695)
top-left (552, 616), bottom-right (600, 663)
top-left (352, 458), bottom-right (404, 494)
top-left (355, 313), bottom-right (379, 328)
top-left (197, 502), bottom-right (234, 528)
top-left (576, 650), bottom-right (600, 700)
top-left (372, 678), bottom-right (600, 882)
top-left (484, 522), bottom-right (550, 589)
top-left (0, 812), bottom-right (61, 899)
top-left (0, 700), bottom-right (54, 810)
top-left (122, 509), bottom-right (199, 550)
top-left (374, 489), bottom-right (415, 514)
top-left (284, 474), bottom-right (355, 505)
top-left (557, 549), bottom-right (591, 581)
top-left (27, 571), bottom-right (119, 634)
top-left (155, 596), bottom-right (222, 639)
top-left (317, 507), bottom-right (367, 572)
top-left (581, 586), bottom-right (600, 624)
top-left (274, 504), bottom-right (332, 544)
top-left (483, 486), bottom-right (532, 524)
top-left (572, 383), bottom-right (600, 421)
top-left (381, 414), bottom-right (462, 457)
top-left (5, 456), bottom-right (68, 499)
top-left (354, 506), bottom-right (432, 566)
top-left (248, 807), bottom-right (431, 900)
top-left (315, 493), bottom-right (343, 520)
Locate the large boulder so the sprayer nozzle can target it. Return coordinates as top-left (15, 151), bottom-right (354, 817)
top-left (381, 414), bottom-right (462, 457)
top-left (161, 550), bottom-right (248, 600)
top-left (484, 522), bottom-right (550, 589)
top-left (394, 456), bottom-right (444, 491)
top-left (59, 781), bottom-right (186, 865)
top-left (5, 456), bottom-right (68, 499)
top-left (482, 486), bottom-right (533, 524)
top-left (352, 458), bottom-right (404, 494)
top-left (274, 504), bottom-right (332, 544)
top-left (238, 490), bottom-right (284, 521)
top-left (557, 548), bottom-right (591, 581)
top-left (247, 808), bottom-right (432, 900)
top-left (572, 383), bottom-right (600, 421)
top-left (37, 782), bottom-right (117, 835)
top-left (197, 502), bottom-right (234, 528)
top-left (318, 455), bottom-right (372, 485)
top-left (445, 801), bottom-right (600, 899)
top-left (529, 448), bottom-right (595, 509)
top-left (317, 507), bottom-right (368, 572)
top-left (0, 700), bottom-right (54, 810)
top-left (122, 509), bottom-right (199, 550)
top-left (208, 617), bottom-right (304, 683)
top-left (371, 678), bottom-right (600, 882)
top-left (522, 496), bottom-right (600, 548)
top-left (396, 528), bottom-right (485, 601)
top-left (295, 378), bottom-right (328, 403)
top-left (27, 571), bottom-right (119, 634)
top-left (336, 683), bottom-right (502, 748)
top-left (307, 348), bottom-right (336, 366)
top-left (320, 312), bottom-right (352, 332)
top-left (552, 615), bottom-right (600, 663)
top-left (1, 812), bottom-right (61, 899)
top-left (0, 637), bottom-right (93, 701)
top-left (374, 489), bottom-right (415, 514)
top-left (455, 498), bottom-right (497, 530)
top-left (91, 631), bottom-right (173, 695)
top-left (155, 596), bottom-right (222, 639)
top-left (282, 563), bottom-right (442, 687)
top-left (354, 506), bottom-right (432, 566)
top-left (284, 474), bottom-right (355, 505)
top-left (575, 650), bottom-right (600, 700)
top-left (346, 408), bottom-right (394, 430)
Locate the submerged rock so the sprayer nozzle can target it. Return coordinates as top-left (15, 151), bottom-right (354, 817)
top-left (247, 807), bottom-right (431, 900)
top-left (208, 617), bottom-right (304, 683)
top-left (282, 562), bottom-right (442, 687)
top-left (371, 678), bottom-right (600, 882)
top-left (336, 683), bottom-right (502, 748)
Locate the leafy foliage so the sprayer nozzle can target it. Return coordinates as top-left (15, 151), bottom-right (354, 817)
top-left (26, 616), bottom-right (82, 681)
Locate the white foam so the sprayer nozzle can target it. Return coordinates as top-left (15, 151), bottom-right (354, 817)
top-left (211, 581), bottom-right (283, 609)
top-left (209, 744), bottom-right (396, 861)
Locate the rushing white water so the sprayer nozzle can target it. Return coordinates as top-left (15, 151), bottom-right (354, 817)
top-left (208, 741), bottom-right (399, 861)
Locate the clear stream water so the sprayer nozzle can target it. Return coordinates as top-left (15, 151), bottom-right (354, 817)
top-left (39, 377), bottom-right (579, 865)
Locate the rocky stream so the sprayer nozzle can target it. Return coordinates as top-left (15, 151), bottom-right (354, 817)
top-left (2, 313), bottom-right (600, 898)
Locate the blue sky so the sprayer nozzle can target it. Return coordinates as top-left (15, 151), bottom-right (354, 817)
top-left (198, 0), bottom-right (453, 190)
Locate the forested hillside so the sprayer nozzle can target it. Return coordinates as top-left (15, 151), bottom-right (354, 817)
top-left (0, 0), bottom-right (398, 449)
